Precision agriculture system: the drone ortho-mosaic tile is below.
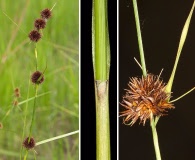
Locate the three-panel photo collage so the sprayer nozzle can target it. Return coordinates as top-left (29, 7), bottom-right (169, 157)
top-left (1, 0), bottom-right (195, 159)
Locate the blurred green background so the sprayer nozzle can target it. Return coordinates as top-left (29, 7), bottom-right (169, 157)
top-left (0, 0), bottom-right (79, 159)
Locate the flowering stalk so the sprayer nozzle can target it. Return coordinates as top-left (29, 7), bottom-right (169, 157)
top-left (92, 0), bottom-right (110, 159)
top-left (132, 0), bottom-right (161, 159)
top-left (132, 0), bottom-right (147, 77)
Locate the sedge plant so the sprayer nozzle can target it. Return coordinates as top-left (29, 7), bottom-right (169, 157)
top-left (92, 0), bottom-right (111, 159)
top-left (0, 1), bottom-right (79, 159)
top-left (120, 0), bottom-right (195, 160)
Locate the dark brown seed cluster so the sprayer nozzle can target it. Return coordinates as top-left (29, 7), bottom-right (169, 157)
top-left (23, 137), bottom-right (35, 149)
top-left (31, 71), bottom-right (44, 84)
top-left (14, 88), bottom-right (20, 98)
top-left (34, 18), bottom-right (46, 30)
top-left (13, 87), bottom-right (20, 106)
top-left (28, 8), bottom-right (52, 42)
top-left (41, 8), bottom-right (52, 19)
top-left (29, 30), bottom-right (41, 42)
top-left (120, 74), bottom-right (175, 126)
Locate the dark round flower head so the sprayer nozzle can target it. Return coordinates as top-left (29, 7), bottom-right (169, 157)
top-left (34, 18), bottom-right (46, 30)
top-left (120, 74), bottom-right (175, 126)
top-left (41, 8), bottom-right (52, 19)
top-left (23, 137), bottom-right (35, 149)
top-left (31, 71), bottom-right (44, 84)
top-left (29, 30), bottom-right (41, 42)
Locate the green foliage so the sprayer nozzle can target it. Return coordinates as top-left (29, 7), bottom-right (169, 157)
top-left (0, 0), bottom-right (79, 159)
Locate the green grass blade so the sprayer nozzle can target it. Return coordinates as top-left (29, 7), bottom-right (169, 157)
top-left (166, 0), bottom-right (195, 93)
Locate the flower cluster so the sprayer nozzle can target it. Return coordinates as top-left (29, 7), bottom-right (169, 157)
top-left (23, 137), bottom-right (36, 150)
top-left (120, 74), bottom-right (175, 125)
top-left (29, 8), bottom-right (52, 42)
top-left (13, 87), bottom-right (21, 106)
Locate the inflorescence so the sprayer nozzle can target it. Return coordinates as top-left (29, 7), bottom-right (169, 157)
top-left (28, 8), bottom-right (52, 42)
top-left (120, 74), bottom-right (175, 126)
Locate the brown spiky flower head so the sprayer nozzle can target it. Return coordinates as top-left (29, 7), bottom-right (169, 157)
top-left (34, 18), bottom-right (46, 30)
top-left (23, 137), bottom-right (35, 149)
top-left (31, 71), bottom-right (44, 85)
top-left (120, 74), bottom-right (175, 126)
top-left (41, 8), bottom-right (52, 20)
top-left (28, 30), bottom-right (41, 42)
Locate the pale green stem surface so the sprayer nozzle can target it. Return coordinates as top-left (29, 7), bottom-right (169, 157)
top-left (36, 130), bottom-right (79, 146)
top-left (95, 81), bottom-right (110, 160)
top-left (150, 118), bottom-right (161, 160)
top-left (132, 0), bottom-right (147, 77)
top-left (92, 0), bottom-right (111, 159)
top-left (166, 0), bottom-right (195, 93)
top-left (35, 43), bottom-right (38, 71)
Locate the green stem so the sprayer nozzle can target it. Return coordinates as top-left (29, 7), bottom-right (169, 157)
top-left (36, 130), bottom-right (79, 146)
top-left (92, 0), bottom-right (110, 159)
top-left (20, 78), bottom-right (31, 160)
top-left (28, 84), bottom-right (38, 141)
top-left (35, 43), bottom-right (38, 71)
top-left (132, 0), bottom-right (161, 159)
top-left (92, 0), bottom-right (110, 80)
top-left (23, 150), bottom-right (28, 160)
top-left (95, 81), bottom-right (110, 160)
top-left (132, 0), bottom-right (147, 77)
top-left (150, 118), bottom-right (161, 160)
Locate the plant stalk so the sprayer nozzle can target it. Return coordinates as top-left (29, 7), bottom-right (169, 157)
top-left (28, 84), bottom-right (38, 141)
top-left (132, 0), bottom-right (147, 77)
top-left (150, 118), bottom-right (161, 160)
top-left (92, 0), bottom-right (111, 159)
top-left (36, 130), bottom-right (79, 146)
top-left (132, 0), bottom-right (161, 159)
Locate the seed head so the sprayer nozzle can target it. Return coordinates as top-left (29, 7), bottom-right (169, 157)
top-left (31, 71), bottom-right (44, 84)
top-left (23, 137), bottom-right (35, 149)
top-left (120, 74), bottom-right (174, 126)
top-left (41, 8), bottom-right (52, 19)
top-left (14, 88), bottom-right (20, 98)
top-left (34, 18), bottom-right (46, 30)
top-left (29, 30), bottom-right (41, 42)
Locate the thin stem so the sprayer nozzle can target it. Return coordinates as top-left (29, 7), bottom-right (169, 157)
top-left (132, 0), bottom-right (160, 159)
top-left (20, 78), bottom-right (31, 160)
top-left (23, 150), bottom-right (28, 160)
top-left (150, 118), bottom-right (161, 160)
top-left (132, 0), bottom-right (147, 77)
top-left (28, 84), bottom-right (38, 141)
top-left (36, 130), bottom-right (79, 146)
top-left (170, 86), bottom-right (195, 103)
top-left (35, 43), bottom-right (38, 71)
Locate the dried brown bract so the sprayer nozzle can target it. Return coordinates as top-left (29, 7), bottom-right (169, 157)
top-left (23, 137), bottom-right (35, 149)
top-left (120, 74), bottom-right (174, 125)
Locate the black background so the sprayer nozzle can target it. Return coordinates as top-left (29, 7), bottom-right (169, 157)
top-left (120, 0), bottom-right (195, 160)
top-left (81, 0), bottom-right (117, 159)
